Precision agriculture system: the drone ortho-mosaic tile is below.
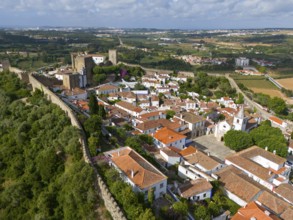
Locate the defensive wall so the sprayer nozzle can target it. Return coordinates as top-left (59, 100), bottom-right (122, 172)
top-left (28, 73), bottom-right (127, 220)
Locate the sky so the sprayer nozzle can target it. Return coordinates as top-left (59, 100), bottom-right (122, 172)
top-left (0, 0), bottom-right (292, 29)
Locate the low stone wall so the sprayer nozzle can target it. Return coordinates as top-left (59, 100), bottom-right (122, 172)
top-left (29, 73), bottom-right (127, 220)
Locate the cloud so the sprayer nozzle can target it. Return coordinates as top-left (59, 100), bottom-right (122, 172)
top-left (0, 0), bottom-right (292, 28)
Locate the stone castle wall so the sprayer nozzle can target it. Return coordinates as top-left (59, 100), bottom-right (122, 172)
top-left (28, 73), bottom-right (126, 220)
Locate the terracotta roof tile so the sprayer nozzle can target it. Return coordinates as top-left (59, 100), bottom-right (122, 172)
top-left (153, 127), bottom-right (186, 145)
top-left (116, 101), bottom-right (143, 113)
top-left (179, 146), bottom-right (197, 157)
top-left (216, 166), bottom-right (262, 203)
top-left (225, 146), bottom-right (286, 181)
top-left (257, 191), bottom-right (290, 215)
top-left (178, 112), bottom-right (205, 124)
top-left (108, 147), bottom-right (167, 189)
top-left (274, 183), bottom-right (293, 204)
top-left (160, 147), bottom-right (180, 157)
top-left (182, 147), bottom-right (221, 171)
top-left (280, 206), bottom-right (293, 220)
top-left (232, 202), bottom-right (280, 220)
top-left (269, 116), bottom-right (283, 125)
top-left (179, 178), bottom-right (212, 198)
top-left (97, 84), bottom-right (118, 91)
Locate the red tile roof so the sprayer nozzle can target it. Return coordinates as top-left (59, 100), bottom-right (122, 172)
top-left (153, 127), bottom-right (186, 145)
top-left (107, 147), bottom-right (167, 189)
top-left (232, 202), bottom-right (280, 220)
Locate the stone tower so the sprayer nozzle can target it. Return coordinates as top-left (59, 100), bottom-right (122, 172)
top-left (109, 49), bottom-right (117, 65)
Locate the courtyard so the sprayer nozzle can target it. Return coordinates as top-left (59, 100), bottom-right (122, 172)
top-left (191, 134), bottom-right (235, 161)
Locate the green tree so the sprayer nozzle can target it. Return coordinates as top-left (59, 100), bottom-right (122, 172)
top-left (260, 119), bottom-right (271, 127)
top-left (88, 134), bottom-right (99, 156)
top-left (94, 73), bottom-right (107, 84)
top-left (236, 93), bottom-right (244, 104)
top-left (208, 202), bottom-right (221, 217)
top-left (173, 201), bottom-right (188, 217)
top-left (139, 208), bottom-right (156, 220)
top-left (268, 97), bottom-right (288, 115)
top-left (194, 205), bottom-right (210, 220)
top-left (84, 115), bottom-right (102, 135)
top-left (147, 188), bottom-right (155, 205)
top-left (166, 110), bottom-right (176, 119)
top-left (224, 130), bottom-right (253, 151)
top-left (88, 93), bottom-right (99, 115)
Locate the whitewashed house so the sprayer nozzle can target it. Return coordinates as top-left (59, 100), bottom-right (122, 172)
top-left (104, 147), bottom-right (167, 199)
top-left (178, 179), bottom-right (213, 202)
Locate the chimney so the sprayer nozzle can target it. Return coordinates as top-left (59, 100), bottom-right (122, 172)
top-left (118, 150), bottom-right (120, 156)
top-left (265, 146), bottom-right (268, 151)
top-left (264, 210), bottom-right (270, 216)
top-left (207, 152), bottom-right (210, 156)
top-left (269, 170), bottom-right (272, 175)
top-left (131, 169), bottom-right (134, 178)
top-left (180, 114), bottom-right (183, 119)
top-left (273, 150), bottom-right (276, 155)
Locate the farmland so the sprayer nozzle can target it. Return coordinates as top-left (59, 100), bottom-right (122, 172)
top-left (233, 75), bottom-right (281, 97)
top-left (276, 78), bottom-right (293, 90)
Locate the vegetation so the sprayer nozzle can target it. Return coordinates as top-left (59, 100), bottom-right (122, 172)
top-left (0, 72), bottom-right (99, 219)
top-left (179, 72), bottom-right (236, 98)
top-left (100, 166), bottom-right (156, 220)
top-left (224, 130), bottom-right (254, 151)
top-left (224, 123), bottom-right (288, 157)
top-left (191, 181), bottom-right (240, 219)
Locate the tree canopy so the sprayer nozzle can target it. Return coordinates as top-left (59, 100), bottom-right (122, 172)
top-left (224, 130), bottom-right (254, 151)
top-left (0, 72), bottom-right (99, 219)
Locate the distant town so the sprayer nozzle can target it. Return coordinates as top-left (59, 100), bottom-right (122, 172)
top-left (0, 28), bottom-right (293, 220)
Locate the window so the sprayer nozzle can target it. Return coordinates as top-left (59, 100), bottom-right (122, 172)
top-left (203, 193), bottom-right (206, 197)
top-left (160, 183), bottom-right (164, 189)
top-left (186, 170), bottom-right (188, 174)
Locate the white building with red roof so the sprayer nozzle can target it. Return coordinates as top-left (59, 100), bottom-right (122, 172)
top-left (269, 116), bottom-right (287, 130)
top-left (104, 147), bottom-right (167, 199)
top-left (96, 84), bottom-right (119, 95)
top-left (153, 127), bottom-right (187, 150)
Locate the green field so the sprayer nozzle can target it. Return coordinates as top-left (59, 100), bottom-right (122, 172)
top-left (235, 76), bottom-right (278, 90)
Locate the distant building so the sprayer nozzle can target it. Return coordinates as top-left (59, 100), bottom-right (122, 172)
top-left (109, 49), bottom-right (117, 65)
top-left (104, 147), bottom-right (167, 199)
top-left (175, 112), bottom-right (206, 138)
top-left (71, 53), bottom-right (96, 85)
top-left (63, 73), bottom-right (80, 90)
top-left (96, 84), bottom-right (119, 95)
top-left (0, 59), bottom-right (10, 71)
top-left (214, 105), bottom-right (259, 141)
top-left (235, 57), bottom-right (249, 67)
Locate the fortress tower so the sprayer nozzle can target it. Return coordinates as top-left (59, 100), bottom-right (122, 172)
top-left (109, 49), bottom-right (117, 65)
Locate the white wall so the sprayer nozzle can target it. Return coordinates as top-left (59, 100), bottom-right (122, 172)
top-left (160, 150), bottom-right (180, 166)
top-left (178, 165), bottom-right (200, 180)
top-left (225, 190), bottom-right (247, 207)
top-left (187, 189), bottom-right (212, 202)
top-left (250, 155), bottom-right (281, 171)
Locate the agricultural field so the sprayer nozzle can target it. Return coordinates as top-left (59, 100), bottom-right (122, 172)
top-left (234, 76), bottom-right (281, 97)
top-left (234, 75), bottom-right (293, 104)
top-left (276, 78), bottom-right (293, 90)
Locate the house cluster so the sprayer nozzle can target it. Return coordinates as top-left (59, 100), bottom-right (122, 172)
top-left (178, 55), bottom-right (227, 65)
top-left (235, 69), bottom-right (264, 76)
top-left (214, 146), bottom-right (293, 219)
top-left (42, 59), bottom-right (292, 218)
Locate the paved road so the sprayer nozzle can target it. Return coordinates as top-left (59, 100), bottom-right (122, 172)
top-left (192, 134), bottom-right (235, 161)
top-left (225, 74), bottom-right (272, 120)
